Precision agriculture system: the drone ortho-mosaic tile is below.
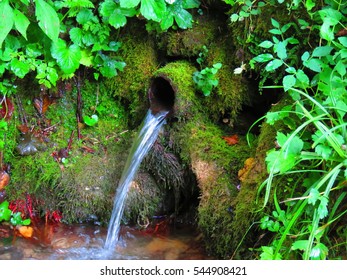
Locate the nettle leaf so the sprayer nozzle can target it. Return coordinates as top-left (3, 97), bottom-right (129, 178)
top-left (14, 9), bottom-right (30, 40)
top-left (51, 39), bottom-right (81, 74)
top-left (35, 0), bottom-right (60, 42)
top-left (0, 0), bottom-right (14, 48)
top-left (260, 246), bottom-right (282, 260)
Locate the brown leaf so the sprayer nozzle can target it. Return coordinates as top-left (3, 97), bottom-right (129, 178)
top-left (34, 94), bottom-right (55, 115)
top-left (0, 171), bottom-right (10, 191)
top-left (222, 134), bottom-right (239, 145)
top-left (17, 225), bottom-right (34, 238)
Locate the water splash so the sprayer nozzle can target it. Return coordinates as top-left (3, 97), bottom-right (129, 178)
top-left (104, 109), bottom-right (168, 251)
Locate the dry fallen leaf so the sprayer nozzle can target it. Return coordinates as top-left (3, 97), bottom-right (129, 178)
top-left (17, 225), bottom-right (34, 238)
top-left (0, 171), bottom-right (10, 191)
top-left (222, 134), bottom-right (239, 145)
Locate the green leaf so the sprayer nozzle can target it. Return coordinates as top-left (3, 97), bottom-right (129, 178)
top-left (335, 60), bottom-right (346, 77)
top-left (260, 246), bottom-right (282, 260)
top-left (312, 46), bottom-right (333, 57)
top-left (69, 28), bottom-right (83, 46)
top-left (35, 0), bottom-right (60, 42)
top-left (283, 75), bottom-right (296, 91)
top-left (338, 37), bottom-right (347, 47)
top-left (120, 0), bottom-right (140, 8)
top-left (320, 21), bottom-right (334, 42)
top-left (252, 53), bottom-right (274, 63)
top-left (0, 0), bottom-right (14, 48)
top-left (266, 150), bottom-right (297, 174)
top-left (265, 59), bottom-right (283, 72)
top-left (271, 18), bottom-right (280, 28)
top-left (259, 40), bottom-right (273, 48)
top-left (308, 188), bottom-right (320, 205)
top-left (310, 243), bottom-right (328, 260)
top-left (174, 8), bottom-right (193, 29)
top-left (83, 114), bottom-right (99, 126)
top-left (295, 70), bottom-right (310, 89)
top-left (304, 58), bottom-right (322, 72)
top-left (51, 39), bottom-right (81, 74)
top-left (230, 13), bottom-right (239, 22)
top-left (76, 9), bottom-right (94, 24)
top-left (291, 240), bottom-right (309, 251)
top-left (10, 58), bottom-right (31, 78)
top-left (0, 201), bottom-right (12, 222)
top-left (318, 196), bottom-right (329, 219)
top-left (315, 144), bottom-right (332, 160)
top-left (14, 9), bottom-right (30, 40)
top-left (140, 0), bottom-right (166, 22)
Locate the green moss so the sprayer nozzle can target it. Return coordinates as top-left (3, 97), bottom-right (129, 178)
top-left (170, 115), bottom-right (253, 258)
top-left (104, 20), bottom-right (159, 126)
top-left (157, 13), bottom-right (225, 57)
top-left (153, 61), bottom-right (202, 120)
top-left (202, 38), bottom-right (255, 123)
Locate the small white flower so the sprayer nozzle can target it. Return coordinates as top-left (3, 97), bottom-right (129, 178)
top-left (234, 61), bottom-right (247, 75)
top-left (165, 0), bottom-right (176, 4)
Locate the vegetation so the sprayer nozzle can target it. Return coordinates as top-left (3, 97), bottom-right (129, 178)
top-left (0, 0), bottom-right (346, 261)
top-left (224, 0), bottom-right (347, 260)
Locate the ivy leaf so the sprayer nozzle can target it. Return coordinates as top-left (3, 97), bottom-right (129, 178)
top-left (51, 39), bottom-right (81, 74)
top-left (35, 0), bottom-right (60, 42)
top-left (0, 0), bottom-right (14, 48)
top-left (14, 9), bottom-right (30, 40)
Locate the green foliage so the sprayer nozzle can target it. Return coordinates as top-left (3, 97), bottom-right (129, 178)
top-left (0, 0), bottom-right (200, 92)
top-left (193, 46), bottom-right (222, 96)
top-left (0, 201), bottom-right (31, 226)
top-left (241, 0), bottom-right (347, 260)
top-left (83, 114), bottom-right (99, 126)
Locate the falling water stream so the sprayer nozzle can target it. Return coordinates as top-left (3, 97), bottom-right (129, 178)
top-left (104, 109), bottom-right (169, 251)
top-left (0, 108), bottom-right (210, 260)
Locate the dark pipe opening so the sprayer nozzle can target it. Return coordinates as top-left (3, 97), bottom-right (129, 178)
top-left (148, 76), bottom-right (176, 114)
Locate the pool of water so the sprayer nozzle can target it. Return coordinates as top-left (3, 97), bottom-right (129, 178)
top-left (0, 221), bottom-right (211, 260)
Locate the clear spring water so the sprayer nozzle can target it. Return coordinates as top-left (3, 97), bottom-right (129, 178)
top-left (104, 109), bottom-right (169, 252)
